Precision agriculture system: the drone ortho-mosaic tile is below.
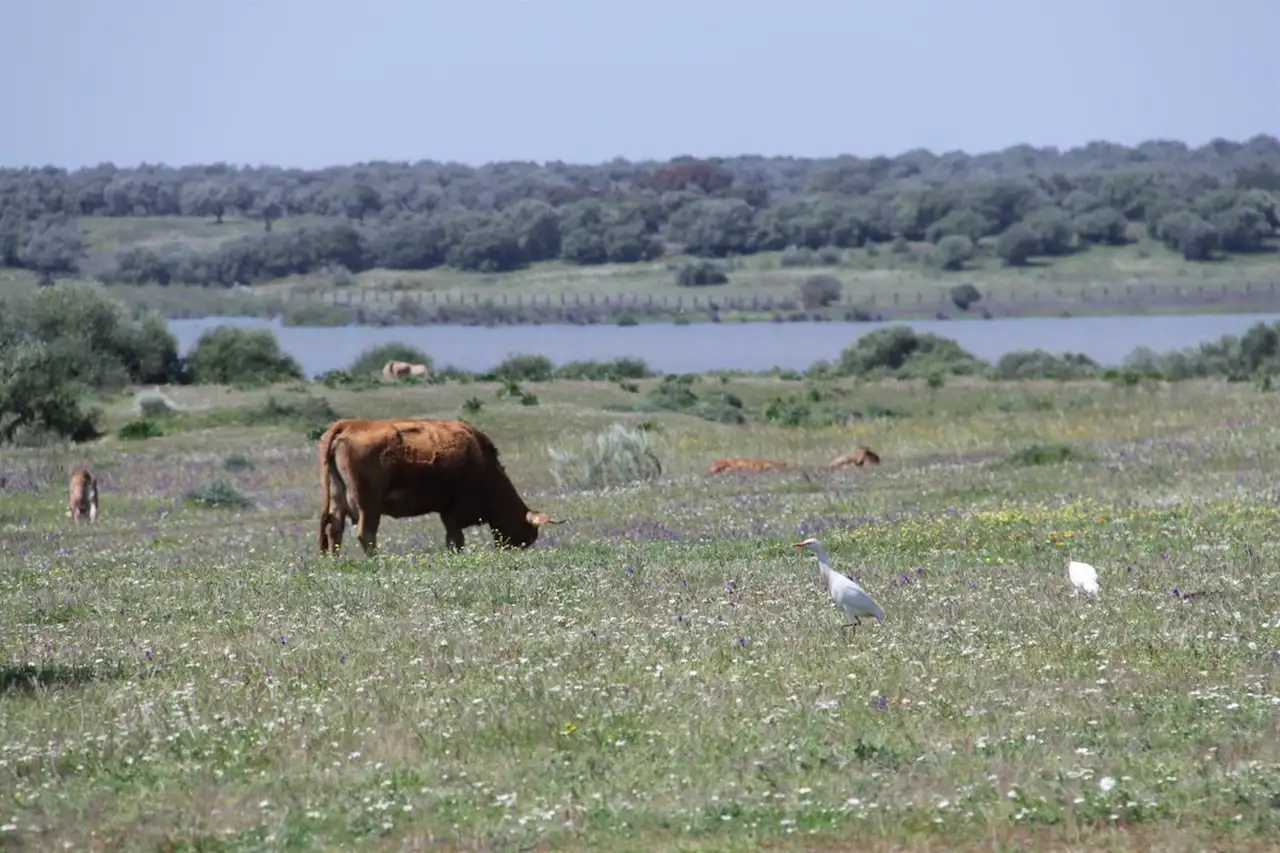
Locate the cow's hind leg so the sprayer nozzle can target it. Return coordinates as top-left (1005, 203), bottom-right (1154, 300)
top-left (321, 509), bottom-right (347, 553)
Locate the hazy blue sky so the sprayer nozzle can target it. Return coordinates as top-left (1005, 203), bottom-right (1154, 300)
top-left (3, 0), bottom-right (1276, 170)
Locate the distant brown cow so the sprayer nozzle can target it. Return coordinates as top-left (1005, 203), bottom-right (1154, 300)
top-left (706, 457), bottom-right (794, 475)
top-left (317, 417), bottom-right (566, 555)
top-left (829, 446), bottom-right (881, 469)
top-left (66, 467), bottom-right (99, 523)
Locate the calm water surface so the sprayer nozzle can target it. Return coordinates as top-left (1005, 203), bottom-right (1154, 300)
top-left (167, 314), bottom-right (1280, 377)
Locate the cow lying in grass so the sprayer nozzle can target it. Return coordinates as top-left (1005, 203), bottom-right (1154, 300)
top-left (705, 457), bottom-right (794, 475)
top-left (829, 446), bottom-right (881, 469)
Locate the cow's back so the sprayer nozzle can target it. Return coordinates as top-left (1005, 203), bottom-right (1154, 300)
top-left (328, 418), bottom-right (512, 519)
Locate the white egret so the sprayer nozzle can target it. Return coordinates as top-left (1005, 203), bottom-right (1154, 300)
top-left (1067, 560), bottom-right (1100, 597)
top-left (793, 537), bottom-right (885, 629)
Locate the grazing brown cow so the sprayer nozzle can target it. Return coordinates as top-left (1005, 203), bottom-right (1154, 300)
top-left (706, 457), bottom-right (794, 475)
top-left (317, 417), bottom-right (566, 555)
top-left (66, 467), bottom-right (99, 523)
top-left (829, 446), bottom-right (881, 469)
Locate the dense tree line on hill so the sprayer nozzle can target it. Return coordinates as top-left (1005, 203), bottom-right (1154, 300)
top-left (1, 136), bottom-right (1278, 286)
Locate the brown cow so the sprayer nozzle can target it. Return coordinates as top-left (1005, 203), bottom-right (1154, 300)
top-left (829, 446), bottom-right (881, 469)
top-left (317, 417), bottom-right (566, 555)
top-left (66, 467), bottom-right (99, 523)
top-left (706, 457), bottom-right (794, 475)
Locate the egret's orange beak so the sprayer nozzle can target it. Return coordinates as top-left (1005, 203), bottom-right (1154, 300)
top-left (792, 541), bottom-right (806, 548)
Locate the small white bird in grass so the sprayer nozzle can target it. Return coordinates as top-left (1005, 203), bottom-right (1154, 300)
top-left (1068, 560), bottom-right (1100, 597)
top-left (793, 537), bottom-right (885, 629)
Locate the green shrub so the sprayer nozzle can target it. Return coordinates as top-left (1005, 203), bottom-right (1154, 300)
top-left (133, 388), bottom-right (182, 417)
top-left (346, 342), bottom-right (433, 378)
top-left (949, 282), bottom-right (982, 310)
top-left (799, 274), bottom-right (842, 309)
top-left (554, 358), bottom-right (653, 381)
top-left (990, 349), bottom-right (1100, 380)
top-left (1003, 442), bottom-right (1089, 467)
top-left (222, 453), bottom-right (254, 472)
top-left (489, 353), bottom-right (555, 382)
top-left (239, 395), bottom-right (338, 430)
top-left (695, 391), bottom-right (747, 425)
top-left (183, 480), bottom-right (252, 510)
top-left (316, 369), bottom-right (378, 390)
top-left (547, 423), bottom-right (663, 490)
top-left (0, 324), bottom-right (102, 446)
top-left (838, 326), bottom-right (987, 379)
top-left (645, 375), bottom-right (699, 412)
top-left (15, 282), bottom-right (184, 388)
top-left (185, 326), bottom-right (303, 387)
top-left (675, 261), bottom-right (729, 286)
top-left (118, 419), bottom-right (164, 440)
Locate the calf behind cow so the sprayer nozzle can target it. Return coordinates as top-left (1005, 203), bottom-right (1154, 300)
top-left (67, 467), bottom-right (99, 523)
top-left (317, 417), bottom-right (565, 555)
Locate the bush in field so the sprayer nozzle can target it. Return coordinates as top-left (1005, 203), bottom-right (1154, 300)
top-left (799, 274), bottom-right (842, 309)
top-left (183, 479), bottom-right (252, 510)
top-left (990, 349), bottom-right (1101, 380)
top-left (554, 357), bottom-right (654, 381)
top-left (16, 281), bottom-right (184, 388)
top-left (347, 342), bottom-right (433, 378)
top-left (185, 326), bottom-right (304, 387)
top-left (133, 388), bottom-right (183, 417)
top-left (489, 353), bottom-right (555, 382)
top-left (838, 326), bottom-right (987, 379)
top-left (0, 316), bottom-right (102, 445)
top-left (1121, 321), bottom-right (1280, 381)
top-left (547, 423), bottom-right (663, 490)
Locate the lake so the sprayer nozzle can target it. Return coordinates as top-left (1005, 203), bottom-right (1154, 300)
top-left (166, 313), bottom-right (1280, 377)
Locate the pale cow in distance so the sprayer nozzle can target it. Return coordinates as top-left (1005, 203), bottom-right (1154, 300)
top-left (317, 417), bottom-right (566, 556)
top-left (67, 467), bottom-right (99, 523)
top-left (829, 446), bottom-right (881, 469)
top-left (382, 361), bottom-right (412, 380)
top-left (705, 457), bottom-right (794, 476)
top-left (382, 361), bottom-right (431, 380)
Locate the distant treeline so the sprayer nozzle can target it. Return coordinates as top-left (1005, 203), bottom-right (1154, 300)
top-left (1, 136), bottom-right (1279, 286)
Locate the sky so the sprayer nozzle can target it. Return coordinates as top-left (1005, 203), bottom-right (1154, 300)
top-left (2, 0), bottom-right (1277, 170)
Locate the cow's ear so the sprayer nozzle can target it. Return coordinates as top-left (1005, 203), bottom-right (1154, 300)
top-left (527, 511), bottom-right (566, 526)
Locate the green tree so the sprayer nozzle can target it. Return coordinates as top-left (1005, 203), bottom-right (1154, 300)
top-left (935, 235), bottom-right (975, 271)
top-left (0, 319), bottom-right (101, 444)
top-left (1073, 207), bottom-right (1129, 245)
top-left (186, 326), bottom-right (304, 386)
top-left (995, 223), bottom-right (1039, 266)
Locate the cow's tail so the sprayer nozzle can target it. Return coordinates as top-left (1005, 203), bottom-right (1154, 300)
top-left (317, 424), bottom-right (345, 552)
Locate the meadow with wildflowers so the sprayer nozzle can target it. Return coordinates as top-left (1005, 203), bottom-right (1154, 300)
top-left (1, 371), bottom-right (1279, 851)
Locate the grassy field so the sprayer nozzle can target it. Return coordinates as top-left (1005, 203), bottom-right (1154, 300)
top-left (2, 375), bottom-right (1279, 851)
top-left (18, 214), bottom-right (1277, 325)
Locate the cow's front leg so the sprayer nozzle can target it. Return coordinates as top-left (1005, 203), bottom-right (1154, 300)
top-left (442, 517), bottom-right (466, 551)
top-left (356, 511), bottom-right (381, 556)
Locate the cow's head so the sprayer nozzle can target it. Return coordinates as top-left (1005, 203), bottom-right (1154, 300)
top-left (494, 510), bottom-right (567, 549)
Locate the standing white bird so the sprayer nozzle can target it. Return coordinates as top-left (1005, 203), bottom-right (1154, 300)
top-left (793, 537), bottom-right (885, 629)
top-left (1067, 560), bottom-right (1100, 597)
